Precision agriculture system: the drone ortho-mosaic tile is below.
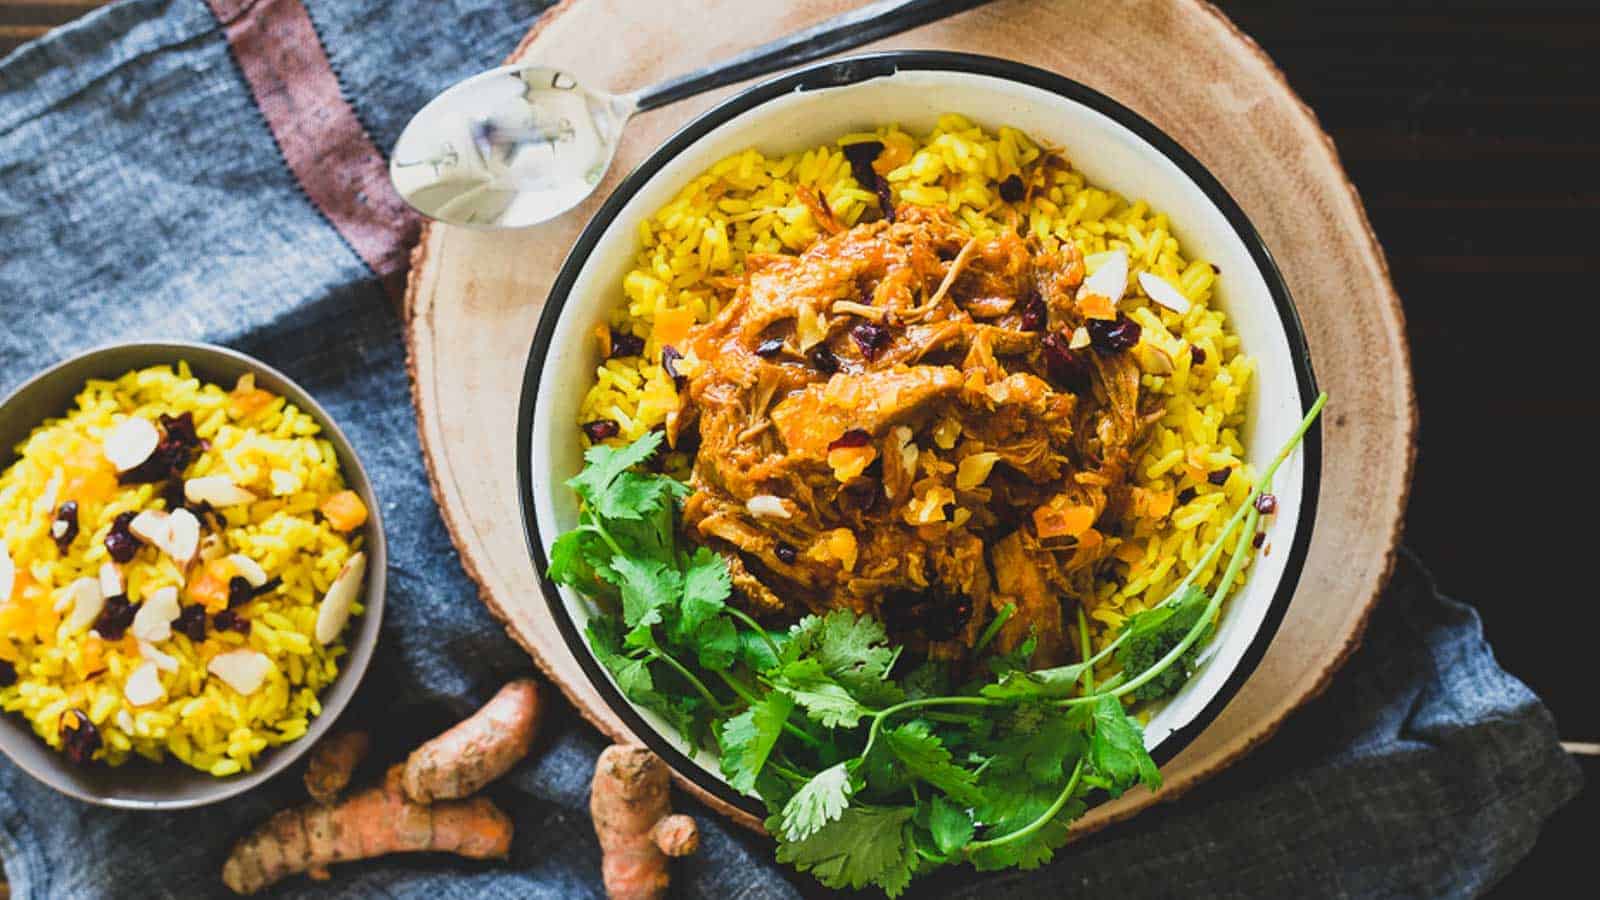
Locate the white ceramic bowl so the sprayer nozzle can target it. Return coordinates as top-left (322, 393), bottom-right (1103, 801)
top-left (519, 52), bottom-right (1320, 818)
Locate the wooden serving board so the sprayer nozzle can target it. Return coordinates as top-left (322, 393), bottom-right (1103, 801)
top-left (405, 0), bottom-right (1415, 833)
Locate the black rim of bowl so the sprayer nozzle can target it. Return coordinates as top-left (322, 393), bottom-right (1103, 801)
top-left (517, 50), bottom-right (1322, 821)
top-left (0, 340), bottom-right (385, 809)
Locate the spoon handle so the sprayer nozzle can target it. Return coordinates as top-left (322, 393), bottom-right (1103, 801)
top-left (632, 0), bottom-right (996, 113)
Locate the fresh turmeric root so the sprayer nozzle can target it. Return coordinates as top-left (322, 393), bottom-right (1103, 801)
top-left (304, 730), bottom-right (370, 804)
top-left (222, 766), bottom-right (512, 895)
top-left (223, 680), bottom-right (544, 894)
top-left (590, 745), bottom-right (700, 900)
top-left (403, 679), bottom-right (541, 803)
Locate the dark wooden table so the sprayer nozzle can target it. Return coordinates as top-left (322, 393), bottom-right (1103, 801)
top-left (1, 1), bottom-right (1591, 896)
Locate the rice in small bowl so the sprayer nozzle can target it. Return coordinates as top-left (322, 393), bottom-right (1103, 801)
top-left (0, 342), bottom-right (384, 808)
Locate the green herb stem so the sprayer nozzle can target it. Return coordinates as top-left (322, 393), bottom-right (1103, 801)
top-left (724, 605), bottom-right (783, 660)
top-left (649, 649), bottom-right (731, 713)
top-left (963, 757), bottom-right (1086, 855)
top-left (974, 603), bottom-right (1017, 654)
top-left (1076, 604), bottom-right (1094, 694)
top-left (861, 696), bottom-right (1009, 761)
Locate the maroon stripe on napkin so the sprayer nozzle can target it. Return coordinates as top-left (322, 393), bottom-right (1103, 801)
top-left (205, 0), bottom-right (418, 306)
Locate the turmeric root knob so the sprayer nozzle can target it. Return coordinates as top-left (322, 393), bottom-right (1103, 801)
top-left (402, 679), bottom-right (541, 803)
top-left (591, 745), bottom-right (700, 900)
top-left (222, 766), bottom-right (512, 895)
top-left (304, 730), bottom-right (370, 804)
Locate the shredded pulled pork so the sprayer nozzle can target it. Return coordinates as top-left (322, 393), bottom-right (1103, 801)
top-left (673, 206), bottom-right (1158, 666)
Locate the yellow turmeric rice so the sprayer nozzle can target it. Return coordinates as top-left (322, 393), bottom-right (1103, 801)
top-left (577, 115), bottom-right (1257, 650)
top-left (0, 363), bottom-right (365, 775)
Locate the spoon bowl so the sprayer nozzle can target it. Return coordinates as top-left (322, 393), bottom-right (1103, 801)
top-left (389, 0), bottom-right (998, 228)
top-left (390, 65), bottom-right (634, 229)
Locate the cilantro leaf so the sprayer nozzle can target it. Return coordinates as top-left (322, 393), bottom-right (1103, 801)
top-left (884, 721), bottom-right (984, 805)
top-left (968, 773), bottom-right (1085, 871)
top-left (692, 614), bottom-right (739, 669)
top-left (719, 692), bottom-right (794, 794)
top-left (776, 659), bottom-right (874, 729)
top-left (986, 631), bottom-right (1038, 676)
top-left (738, 629), bottom-right (782, 673)
top-left (1113, 584), bottom-right (1209, 702)
top-left (899, 659), bottom-right (951, 700)
top-left (547, 527), bottom-right (602, 589)
top-left (606, 556), bottom-right (681, 629)
top-left (586, 619), bottom-right (655, 698)
top-left (979, 659), bottom-right (1091, 701)
top-left (986, 708), bottom-right (1084, 785)
top-left (778, 762), bottom-right (856, 841)
top-left (680, 546), bottom-right (732, 629)
top-left (1086, 695), bottom-right (1161, 797)
top-left (775, 805), bottom-right (916, 896)
top-left (785, 610), bottom-right (896, 680)
top-left (566, 431), bottom-right (666, 519)
top-left (928, 795), bottom-right (975, 855)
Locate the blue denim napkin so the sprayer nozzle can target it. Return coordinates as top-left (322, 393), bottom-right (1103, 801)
top-left (0, 2), bottom-right (1581, 897)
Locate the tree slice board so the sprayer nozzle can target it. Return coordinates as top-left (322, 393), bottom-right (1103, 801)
top-left (405, 0), bottom-right (1415, 833)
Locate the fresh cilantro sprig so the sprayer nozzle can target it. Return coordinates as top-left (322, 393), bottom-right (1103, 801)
top-left (550, 395), bottom-right (1326, 895)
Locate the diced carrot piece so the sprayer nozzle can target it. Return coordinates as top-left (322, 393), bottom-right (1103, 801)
top-left (319, 490), bottom-right (368, 532)
top-left (653, 307), bottom-right (695, 347)
top-left (189, 560), bottom-right (234, 613)
top-left (1076, 292), bottom-right (1117, 320)
top-left (229, 373), bottom-right (276, 419)
top-left (1034, 502), bottom-right (1097, 539)
top-left (79, 638), bottom-right (104, 678)
top-left (62, 437), bottom-right (117, 504)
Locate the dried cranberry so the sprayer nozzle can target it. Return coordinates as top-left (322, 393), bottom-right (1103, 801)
top-left (104, 511), bottom-right (143, 563)
top-left (871, 175), bottom-right (896, 223)
top-left (608, 330), bottom-right (645, 359)
top-left (0, 659), bottom-right (16, 687)
top-left (997, 174), bottom-right (1026, 203)
top-left (808, 344), bottom-right (841, 375)
top-left (1019, 292), bottom-right (1047, 332)
top-left (228, 575), bottom-right (281, 609)
top-left (214, 609), bottom-right (251, 635)
top-left (1252, 531), bottom-right (1266, 549)
top-left (228, 577), bottom-right (254, 609)
top-left (52, 501), bottom-right (79, 554)
top-left (755, 338), bottom-right (784, 357)
top-left (841, 140), bottom-right (883, 189)
top-left (828, 429), bottom-right (871, 451)
top-left (1208, 468), bottom-right (1232, 486)
top-left (850, 322), bottom-right (891, 360)
top-left (175, 605), bottom-right (208, 642)
top-left (93, 594), bottom-right (136, 641)
top-left (775, 542), bottom-right (798, 565)
top-left (661, 345), bottom-right (686, 390)
top-left (1254, 493), bottom-right (1279, 515)
top-left (1177, 487), bottom-right (1197, 506)
top-left (1042, 331), bottom-right (1093, 392)
top-left (1190, 345), bottom-right (1207, 366)
top-left (61, 709), bottom-right (101, 766)
top-left (119, 412), bottom-right (202, 485)
top-left (581, 420), bottom-right (621, 442)
top-left (1086, 314), bottom-right (1142, 355)
top-left (162, 478), bottom-right (187, 512)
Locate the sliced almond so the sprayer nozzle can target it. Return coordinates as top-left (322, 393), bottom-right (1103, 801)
top-left (0, 540), bottom-right (13, 604)
top-left (138, 640), bottom-right (179, 673)
top-left (124, 662), bottom-right (165, 707)
top-left (98, 562), bottom-right (124, 599)
top-left (102, 417), bottom-right (160, 473)
top-left (1138, 271), bottom-right (1193, 315)
top-left (131, 586), bottom-right (180, 643)
top-left (314, 551), bottom-right (366, 646)
top-left (129, 509), bottom-right (171, 545)
top-left (208, 649), bottom-right (272, 697)
top-left (745, 495), bottom-right (791, 520)
top-left (115, 709), bottom-right (136, 734)
top-left (228, 553), bottom-right (269, 588)
top-left (1069, 326), bottom-right (1091, 350)
top-left (167, 508), bottom-right (201, 566)
top-left (63, 577), bottom-right (104, 633)
top-left (1079, 248), bottom-right (1129, 305)
top-left (185, 475), bottom-right (257, 508)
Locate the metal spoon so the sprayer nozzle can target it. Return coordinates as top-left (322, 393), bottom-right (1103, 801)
top-left (390, 0), bottom-right (993, 229)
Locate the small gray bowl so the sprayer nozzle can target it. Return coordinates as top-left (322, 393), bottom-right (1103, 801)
top-left (0, 341), bottom-right (386, 809)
